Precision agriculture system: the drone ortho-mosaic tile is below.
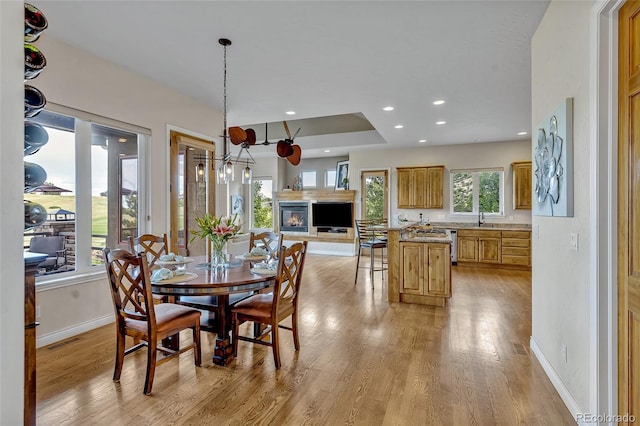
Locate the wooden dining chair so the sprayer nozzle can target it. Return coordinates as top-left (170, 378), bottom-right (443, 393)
top-left (129, 233), bottom-right (169, 303)
top-left (249, 231), bottom-right (284, 259)
top-left (176, 232), bottom-right (283, 335)
top-left (103, 248), bottom-right (201, 395)
top-left (232, 241), bottom-right (308, 369)
top-left (129, 233), bottom-right (169, 269)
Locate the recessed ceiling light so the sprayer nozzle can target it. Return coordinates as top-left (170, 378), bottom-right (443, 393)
top-left (394, 124), bottom-right (404, 129)
top-left (418, 139), bottom-right (427, 143)
top-left (436, 121), bottom-right (446, 125)
top-left (285, 111), bottom-right (296, 115)
top-left (118, 138), bottom-right (127, 143)
top-left (517, 131), bottom-right (528, 136)
top-left (324, 149), bottom-right (331, 153)
top-left (433, 100), bottom-right (445, 105)
top-left (383, 106), bottom-right (394, 111)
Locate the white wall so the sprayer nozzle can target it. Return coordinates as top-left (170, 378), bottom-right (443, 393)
top-left (0, 2), bottom-right (29, 423)
top-left (531, 0), bottom-right (594, 414)
top-left (349, 140), bottom-right (532, 225)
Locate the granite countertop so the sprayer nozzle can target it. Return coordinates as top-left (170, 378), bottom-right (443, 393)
top-left (429, 222), bottom-right (531, 232)
top-left (399, 229), bottom-right (453, 244)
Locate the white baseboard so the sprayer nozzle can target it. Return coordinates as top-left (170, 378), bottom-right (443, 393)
top-left (36, 314), bottom-right (113, 349)
top-left (530, 336), bottom-right (582, 424)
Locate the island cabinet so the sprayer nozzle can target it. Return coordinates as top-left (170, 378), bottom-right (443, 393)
top-left (399, 241), bottom-right (451, 306)
top-left (397, 166), bottom-right (444, 209)
top-left (512, 161), bottom-right (532, 210)
top-left (457, 229), bottom-right (502, 264)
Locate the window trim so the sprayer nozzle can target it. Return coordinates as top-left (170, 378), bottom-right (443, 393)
top-left (31, 105), bottom-right (149, 285)
top-left (449, 168), bottom-right (505, 217)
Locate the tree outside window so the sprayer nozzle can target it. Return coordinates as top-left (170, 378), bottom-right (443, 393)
top-left (252, 178), bottom-right (273, 229)
top-left (451, 169), bottom-right (503, 215)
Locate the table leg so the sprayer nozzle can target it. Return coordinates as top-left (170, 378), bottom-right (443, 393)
top-left (212, 294), bottom-right (234, 366)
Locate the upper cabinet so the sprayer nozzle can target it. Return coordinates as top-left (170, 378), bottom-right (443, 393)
top-left (512, 161), bottom-right (532, 210)
top-left (397, 166), bottom-right (444, 209)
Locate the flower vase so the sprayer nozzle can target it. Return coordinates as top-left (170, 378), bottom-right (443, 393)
top-left (210, 242), bottom-right (228, 270)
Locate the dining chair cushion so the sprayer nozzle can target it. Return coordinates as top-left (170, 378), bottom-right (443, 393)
top-left (124, 303), bottom-right (201, 334)
top-left (232, 293), bottom-right (294, 319)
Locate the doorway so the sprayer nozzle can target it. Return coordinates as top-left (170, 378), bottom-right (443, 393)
top-left (360, 170), bottom-right (389, 222)
top-left (169, 131), bottom-right (216, 256)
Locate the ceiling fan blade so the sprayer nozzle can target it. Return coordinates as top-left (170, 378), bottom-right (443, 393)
top-left (229, 126), bottom-right (246, 145)
top-left (292, 127), bottom-right (301, 140)
top-left (287, 145), bottom-right (301, 165)
top-left (245, 128), bottom-right (256, 145)
top-left (277, 140), bottom-right (293, 158)
top-left (282, 121), bottom-right (292, 139)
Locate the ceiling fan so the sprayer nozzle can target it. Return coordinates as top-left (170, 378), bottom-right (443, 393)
top-left (228, 121), bottom-right (302, 166)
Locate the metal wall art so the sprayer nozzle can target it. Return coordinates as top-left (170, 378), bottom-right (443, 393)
top-left (533, 97), bottom-right (573, 217)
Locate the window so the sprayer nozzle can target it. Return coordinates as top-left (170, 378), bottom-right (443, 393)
top-left (25, 108), bottom-right (147, 276)
top-left (252, 177), bottom-right (273, 229)
top-left (325, 169), bottom-right (336, 188)
top-left (451, 169), bottom-right (503, 215)
top-left (361, 170), bottom-right (388, 221)
top-left (301, 171), bottom-right (316, 188)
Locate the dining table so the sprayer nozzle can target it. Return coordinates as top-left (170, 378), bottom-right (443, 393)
top-left (149, 255), bottom-right (276, 366)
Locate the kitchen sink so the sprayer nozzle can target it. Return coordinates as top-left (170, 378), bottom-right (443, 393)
top-left (414, 229), bottom-right (448, 235)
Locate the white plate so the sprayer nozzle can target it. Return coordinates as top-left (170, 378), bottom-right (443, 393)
top-left (151, 272), bottom-right (198, 284)
top-left (238, 254), bottom-right (268, 261)
top-left (250, 268), bottom-right (276, 276)
top-left (155, 258), bottom-right (194, 267)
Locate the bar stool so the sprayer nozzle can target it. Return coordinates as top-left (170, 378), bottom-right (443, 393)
top-left (354, 219), bottom-right (388, 287)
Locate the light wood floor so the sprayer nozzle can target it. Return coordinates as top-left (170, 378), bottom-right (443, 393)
top-left (36, 255), bottom-right (574, 425)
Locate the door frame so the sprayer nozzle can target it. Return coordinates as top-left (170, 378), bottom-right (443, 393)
top-left (590, 0), bottom-right (624, 417)
top-left (359, 168), bottom-right (390, 221)
top-left (168, 130), bottom-right (216, 254)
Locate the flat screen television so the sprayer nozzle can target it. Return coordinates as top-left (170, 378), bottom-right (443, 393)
top-left (311, 202), bottom-right (353, 228)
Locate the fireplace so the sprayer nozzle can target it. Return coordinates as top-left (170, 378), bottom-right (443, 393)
top-left (279, 202), bottom-right (309, 232)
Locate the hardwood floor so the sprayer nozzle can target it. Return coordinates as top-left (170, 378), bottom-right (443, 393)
top-left (36, 255), bottom-right (574, 425)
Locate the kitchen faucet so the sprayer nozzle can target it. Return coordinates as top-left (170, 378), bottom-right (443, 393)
top-left (478, 210), bottom-right (485, 227)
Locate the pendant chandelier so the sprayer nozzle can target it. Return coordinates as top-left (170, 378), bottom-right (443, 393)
top-left (216, 38), bottom-right (254, 185)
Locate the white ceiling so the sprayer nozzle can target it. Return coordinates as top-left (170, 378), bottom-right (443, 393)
top-left (39, 0), bottom-right (548, 158)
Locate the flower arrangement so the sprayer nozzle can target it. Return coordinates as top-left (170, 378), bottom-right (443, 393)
top-left (190, 213), bottom-right (242, 264)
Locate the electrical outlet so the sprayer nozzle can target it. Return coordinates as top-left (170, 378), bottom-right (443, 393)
top-left (561, 344), bottom-right (568, 363)
top-left (36, 304), bottom-right (41, 320)
top-left (508, 215), bottom-right (514, 221)
top-left (569, 233), bottom-right (578, 251)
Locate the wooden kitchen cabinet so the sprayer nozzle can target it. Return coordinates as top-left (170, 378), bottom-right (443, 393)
top-left (397, 166), bottom-right (444, 209)
top-left (457, 229), bottom-right (501, 264)
top-left (501, 230), bottom-right (531, 266)
top-left (512, 161), bottom-right (532, 210)
top-left (399, 241), bottom-right (451, 305)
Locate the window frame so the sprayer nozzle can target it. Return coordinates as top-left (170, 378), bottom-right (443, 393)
top-left (449, 168), bottom-right (505, 216)
top-left (29, 103), bottom-right (150, 284)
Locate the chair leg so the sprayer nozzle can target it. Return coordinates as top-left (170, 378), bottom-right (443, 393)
top-left (370, 248), bottom-right (375, 288)
top-left (232, 313), bottom-right (240, 358)
top-left (113, 330), bottom-right (125, 381)
top-left (354, 245), bottom-right (362, 285)
top-left (292, 310), bottom-right (300, 351)
top-left (271, 321), bottom-right (281, 369)
top-left (192, 323), bottom-right (201, 367)
top-left (144, 336), bottom-right (158, 395)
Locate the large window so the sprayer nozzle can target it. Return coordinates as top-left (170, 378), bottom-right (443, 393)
top-left (252, 177), bottom-right (273, 229)
top-left (25, 108), bottom-right (147, 276)
top-left (451, 169), bottom-right (504, 215)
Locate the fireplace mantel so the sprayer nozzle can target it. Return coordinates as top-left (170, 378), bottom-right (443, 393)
top-left (275, 190), bottom-right (356, 243)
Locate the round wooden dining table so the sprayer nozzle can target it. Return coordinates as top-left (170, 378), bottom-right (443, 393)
top-left (150, 256), bottom-right (276, 366)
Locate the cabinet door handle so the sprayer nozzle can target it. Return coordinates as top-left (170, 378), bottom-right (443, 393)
top-left (25, 322), bottom-right (39, 329)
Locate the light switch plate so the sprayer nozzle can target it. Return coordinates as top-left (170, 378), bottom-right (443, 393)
top-left (570, 232), bottom-right (578, 251)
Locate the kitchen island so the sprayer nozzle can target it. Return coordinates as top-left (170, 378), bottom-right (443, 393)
top-left (387, 221), bottom-right (453, 307)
